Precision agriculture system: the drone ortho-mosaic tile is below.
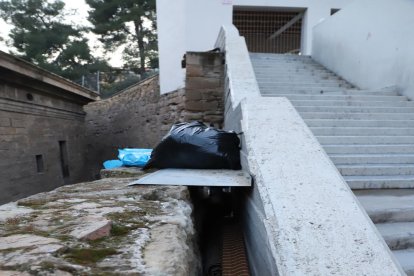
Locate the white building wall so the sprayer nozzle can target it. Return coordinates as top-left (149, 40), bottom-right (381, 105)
top-left (312, 0), bottom-right (414, 99)
top-left (157, 0), bottom-right (352, 94)
top-left (157, 0), bottom-right (187, 94)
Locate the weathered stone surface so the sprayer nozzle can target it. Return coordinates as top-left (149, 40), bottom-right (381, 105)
top-left (0, 271), bottom-right (31, 276)
top-left (0, 203), bottom-right (33, 222)
top-left (0, 234), bottom-right (62, 250)
top-left (69, 216), bottom-right (112, 241)
top-left (100, 167), bottom-right (146, 179)
top-left (0, 174), bottom-right (199, 275)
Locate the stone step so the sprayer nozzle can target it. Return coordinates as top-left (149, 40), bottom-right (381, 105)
top-left (261, 89), bottom-right (398, 96)
top-left (393, 249), bottom-right (414, 276)
top-left (296, 106), bottom-right (414, 113)
top-left (292, 100), bottom-right (414, 107)
top-left (337, 164), bottom-right (414, 176)
top-left (301, 112), bottom-right (414, 120)
top-left (253, 66), bottom-right (331, 73)
top-left (252, 65), bottom-right (333, 71)
top-left (255, 72), bottom-right (340, 79)
top-left (318, 136), bottom-right (414, 145)
top-left (256, 74), bottom-right (342, 81)
top-left (253, 67), bottom-right (329, 73)
top-left (255, 76), bottom-right (347, 83)
top-left (376, 222), bottom-right (414, 250)
top-left (306, 119), bottom-right (414, 128)
top-left (252, 62), bottom-right (326, 67)
top-left (258, 74), bottom-right (339, 80)
top-left (250, 53), bottom-right (311, 59)
top-left (330, 153), bottom-right (414, 165)
top-left (258, 82), bottom-right (351, 88)
top-left (311, 127), bottom-right (414, 136)
top-left (344, 175), bottom-right (414, 189)
top-left (250, 56), bottom-right (316, 62)
top-left (250, 57), bottom-right (314, 62)
top-left (354, 189), bottom-right (414, 223)
top-left (283, 94), bottom-right (407, 102)
top-left (260, 85), bottom-right (353, 91)
top-left (324, 144), bottom-right (414, 154)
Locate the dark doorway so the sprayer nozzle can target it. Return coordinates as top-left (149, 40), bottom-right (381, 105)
top-left (59, 140), bottom-right (70, 183)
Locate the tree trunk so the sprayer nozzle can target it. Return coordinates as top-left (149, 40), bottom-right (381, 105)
top-left (134, 19), bottom-right (146, 75)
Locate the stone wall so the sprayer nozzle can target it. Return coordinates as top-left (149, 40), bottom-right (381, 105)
top-left (85, 75), bottom-right (186, 178)
top-left (85, 51), bottom-right (224, 178)
top-left (0, 82), bottom-right (94, 204)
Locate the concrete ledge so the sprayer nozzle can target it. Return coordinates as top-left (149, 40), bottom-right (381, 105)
top-left (240, 98), bottom-right (403, 275)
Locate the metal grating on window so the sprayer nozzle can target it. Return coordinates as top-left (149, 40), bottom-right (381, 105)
top-left (233, 10), bottom-right (303, 54)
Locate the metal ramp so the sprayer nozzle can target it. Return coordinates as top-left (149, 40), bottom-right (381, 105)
top-left (129, 169), bottom-right (251, 187)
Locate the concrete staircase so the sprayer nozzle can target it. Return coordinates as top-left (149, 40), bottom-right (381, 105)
top-left (251, 52), bottom-right (414, 275)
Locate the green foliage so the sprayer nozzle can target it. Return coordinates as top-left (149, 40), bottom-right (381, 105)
top-left (0, 0), bottom-right (156, 92)
top-left (86, 0), bottom-right (157, 73)
top-left (0, 0), bottom-right (108, 80)
top-left (64, 247), bottom-right (118, 265)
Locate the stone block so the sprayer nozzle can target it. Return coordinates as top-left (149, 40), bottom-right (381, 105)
top-left (100, 167), bottom-right (146, 179)
top-left (185, 100), bottom-right (219, 112)
top-left (0, 234), bottom-right (62, 251)
top-left (11, 119), bottom-right (26, 128)
top-left (0, 127), bottom-right (16, 135)
top-left (186, 52), bottom-right (224, 67)
top-left (186, 89), bottom-right (203, 101)
top-left (182, 111), bottom-right (204, 121)
top-left (70, 216), bottom-right (112, 241)
top-left (186, 77), bottom-right (221, 90)
top-left (0, 271), bottom-right (31, 276)
top-left (186, 64), bottom-right (223, 78)
top-left (0, 117), bottom-right (11, 127)
top-left (203, 115), bottom-right (223, 123)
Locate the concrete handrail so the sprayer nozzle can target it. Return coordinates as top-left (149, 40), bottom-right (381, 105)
top-left (214, 25), bottom-right (261, 109)
top-left (216, 24), bottom-right (405, 275)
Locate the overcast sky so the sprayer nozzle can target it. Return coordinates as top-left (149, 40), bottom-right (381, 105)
top-left (0, 0), bottom-right (124, 67)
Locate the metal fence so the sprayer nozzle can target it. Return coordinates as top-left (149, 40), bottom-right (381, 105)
top-left (75, 69), bottom-right (158, 98)
top-left (233, 10), bottom-right (303, 54)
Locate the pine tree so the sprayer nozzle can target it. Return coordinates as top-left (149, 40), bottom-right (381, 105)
top-left (86, 0), bottom-right (157, 74)
top-left (0, 0), bottom-right (107, 80)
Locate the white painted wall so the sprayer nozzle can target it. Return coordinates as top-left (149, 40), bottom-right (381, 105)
top-left (312, 0), bottom-right (414, 99)
top-left (157, 0), bottom-right (187, 94)
top-left (157, 0), bottom-right (353, 94)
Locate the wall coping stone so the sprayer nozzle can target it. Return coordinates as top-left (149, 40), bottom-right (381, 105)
top-left (0, 50), bottom-right (99, 102)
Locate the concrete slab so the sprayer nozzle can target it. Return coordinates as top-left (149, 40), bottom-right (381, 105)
top-left (129, 169), bottom-right (251, 187)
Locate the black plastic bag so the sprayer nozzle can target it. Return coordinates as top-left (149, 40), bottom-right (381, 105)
top-left (144, 122), bottom-right (241, 170)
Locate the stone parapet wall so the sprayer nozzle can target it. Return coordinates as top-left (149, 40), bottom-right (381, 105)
top-left (0, 172), bottom-right (198, 275)
top-left (85, 52), bottom-right (224, 178)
